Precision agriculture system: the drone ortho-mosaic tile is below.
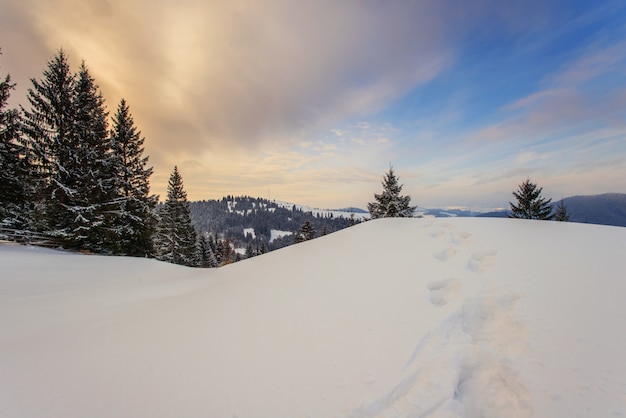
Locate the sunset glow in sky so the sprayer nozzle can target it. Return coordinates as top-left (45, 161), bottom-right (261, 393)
top-left (1, 0), bottom-right (625, 210)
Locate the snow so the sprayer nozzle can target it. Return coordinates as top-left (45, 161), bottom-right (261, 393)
top-left (1, 218), bottom-right (626, 417)
top-left (270, 229), bottom-right (292, 243)
top-left (243, 227), bottom-right (256, 239)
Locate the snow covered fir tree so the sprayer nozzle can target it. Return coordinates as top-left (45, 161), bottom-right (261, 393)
top-left (554, 199), bottom-right (571, 222)
top-left (294, 220), bottom-right (315, 243)
top-left (508, 178), bottom-right (554, 220)
top-left (0, 49), bottom-right (28, 232)
top-left (21, 49), bottom-right (79, 242)
top-left (368, 166), bottom-right (416, 219)
top-left (109, 99), bottom-right (157, 257)
top-left (63, 62), bottom-right (119, 253)
top-left (155, 166), bottom-right (198, 267)
top-left (0, 49), bottom-right (157, 255)
top-left (198, 234), bottom-right (218, 267)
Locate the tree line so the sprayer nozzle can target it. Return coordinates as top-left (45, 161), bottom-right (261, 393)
top-left (1, 49), bottom-right (159, 255)
top-left (0, 48), bottom-right (218, 266)
top-left (0, 49), bottom-right (359, 267)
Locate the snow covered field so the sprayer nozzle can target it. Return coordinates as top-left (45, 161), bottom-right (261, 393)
top-left (1, 218), bottom-right (625, 417)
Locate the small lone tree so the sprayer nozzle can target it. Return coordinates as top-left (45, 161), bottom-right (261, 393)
top-left (368, 166), bottom-right (416, 219)
top-left (508, 178), bottom-right (554, 220)
top-left (554, 199), bottom-right (571, 222)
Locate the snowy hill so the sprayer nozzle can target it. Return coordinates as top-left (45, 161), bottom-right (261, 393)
top-left (1, 218), bottom-right (626, 417)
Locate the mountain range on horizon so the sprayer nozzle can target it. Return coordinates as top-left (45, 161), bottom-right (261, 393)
top-left (475, 193), bottom-right (626, 227)
top-left (331, 193), bottom-right (626, 227)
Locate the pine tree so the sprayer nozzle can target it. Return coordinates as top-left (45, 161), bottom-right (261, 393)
top-left (198, 233), bottom-right (217, 267)
top-left (68, 62), bottom-right (116, 252)
top-left (0, 50), bottom-right (28, 230)
top-left (208, 234), bottom-right (218, 260)
top-left (22, 49), bottom-right (78, 240)
top-left (554, 199), bottom-right (570, 222)
top-left (215, 238), bottom-right (224, 265)
top-left (109, 99), bottom-right (157, 256)
top-left (294, 220), bottom-right (315, 243)
top-left (218, 238), bottom-right (235, 265)
top-left (508, 178), bottom-right (554, 220)
top-left (368, 166), bottom-right (416, 219)
top-left (245, 242), bottom-right (255, 258)
top-left (155, 166), bottom-right (198, 266)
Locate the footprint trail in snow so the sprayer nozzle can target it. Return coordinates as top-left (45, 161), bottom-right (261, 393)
top-left (353, 220), bottom-right (531, 417)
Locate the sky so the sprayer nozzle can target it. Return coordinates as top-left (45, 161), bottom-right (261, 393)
top-left (1, 0), bottom-right (625, 211)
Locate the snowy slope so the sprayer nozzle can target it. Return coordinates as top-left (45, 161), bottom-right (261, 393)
top-left (1, 218), bottom-right (626, 417)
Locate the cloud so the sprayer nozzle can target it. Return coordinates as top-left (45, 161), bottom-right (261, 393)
top-left (515, 151), bottom-right (551, 165)
top-left (467, 34), bottom-right (626, 146)
top-left (548, 41), bottom-right (626, 87)
top-left (3, 0), bottom-right (623, 208)
top-left (0, 0), bottom-right (461, 196)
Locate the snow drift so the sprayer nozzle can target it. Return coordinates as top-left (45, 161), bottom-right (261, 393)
top-left (1, 218), bottom-right (625, 417)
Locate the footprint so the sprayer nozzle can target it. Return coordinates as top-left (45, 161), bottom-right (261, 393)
top-left (434, 248), bottom-right (457, 262)
top-left (467, 249), bottom-right (498, 273)
top-left (430, 230), bottom-right (446, 239)
top-left (363, 371), bottom-right (377, 384)
top-left (426, 278), bottom-right (461, 307)
top-left (451, 231), bottom-right (472, 246)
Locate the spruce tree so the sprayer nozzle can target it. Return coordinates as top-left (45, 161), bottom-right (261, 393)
top-left (0, 51), bottom-right (28, 230)
top-left (198, 233), bottom-right (217, 267)
top-left (215, 238), bottom-right (224, 265)
top-left (109, 99), bottom-right (157, 256)
top-left (508, 178), bottom-right (554, 220)
top-left (69, 62), bottom-right (116, 252)
top-left (368, 166), bottom-right (416, 219)
top-left (245, 242), bottom-right (255, 258)
top-left (22, 49), bottom-right (77, 243)
top-left (554, 199), bottom-right (571, 222)
top-left (218, 238), bottom-right (235, 265)
top-left (294, 220), bottom-right (315, 243)
top-left (155, 166), bottom-right (198, 266)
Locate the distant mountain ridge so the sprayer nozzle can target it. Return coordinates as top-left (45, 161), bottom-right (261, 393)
top-left (476, 193), bottom-right (626, 227)
top-left (331, 207), bottom-right (368, 214)
top-left (558, 193), bottom-right (626, 227)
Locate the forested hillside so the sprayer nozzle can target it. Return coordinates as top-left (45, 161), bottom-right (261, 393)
top-left (560, 194), bottom-right (626, 227)
top-left (188, 196), bottom-right (360, 253)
